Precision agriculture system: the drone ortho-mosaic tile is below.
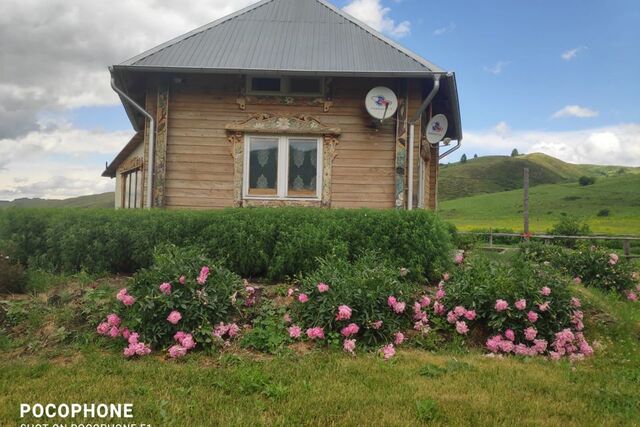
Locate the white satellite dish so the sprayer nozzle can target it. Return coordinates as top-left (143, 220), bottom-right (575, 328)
top-left (365, 87), bottom-right (398, 121)
top-left (425, 114), bottom-right (448, 144)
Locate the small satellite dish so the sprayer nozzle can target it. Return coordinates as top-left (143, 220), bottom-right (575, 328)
top-left (365, 87), bottom-right (398, 121)
top-left (426, 114), bottom-right (448, 144)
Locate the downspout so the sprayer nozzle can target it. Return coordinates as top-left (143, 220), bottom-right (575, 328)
top-left (109, 74), bottom-right (155, 210)
top-left (407, 74), bottom-right (440, 210)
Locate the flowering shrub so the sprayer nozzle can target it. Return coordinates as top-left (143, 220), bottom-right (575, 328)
top-left (286, 253), bottom-right (421, 355)
top-left (97, 245), bottom-right (248, 358)
top-left (440, 254), bottom-right (592, 359)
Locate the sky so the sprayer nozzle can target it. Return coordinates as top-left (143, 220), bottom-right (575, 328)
top-left (0, 0), bottom-right (639, 200)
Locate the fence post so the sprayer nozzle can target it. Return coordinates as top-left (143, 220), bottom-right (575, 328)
top-left (489, 228), bottom-right (493, 247)
top-left (623, 239), bottom-right (631, 259)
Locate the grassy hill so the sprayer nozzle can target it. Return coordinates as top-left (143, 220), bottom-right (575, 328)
top-left (439, 153), bottom-right (637, 201)
top-left (0, 192), bottom-right (114, 209)
top-left (439, 173), bottom-right (640, 235)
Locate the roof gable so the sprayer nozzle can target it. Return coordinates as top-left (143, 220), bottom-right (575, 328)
top-left (117, 0), bottom-right (444, 76)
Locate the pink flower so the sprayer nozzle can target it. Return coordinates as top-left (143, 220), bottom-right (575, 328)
top-left (435, 289), bottom-right (446, 300)
top-left (336, 305), bottom-right (352, 321)
top-left (96, 322), bottom-right (110, 335)
top-left (573, 276), bottom-right (582, 285)
top-left (213, 323), bottom-right (229, 338)
top-left (168, 345), bottom-right (187, 358)
top-left (116, 288), bottom-right (128, 301)
top-left (341, 323), bottom-right (360, 337)
top-left (495, 299), bottom-right (509, 312)
top-left (514, 299), bottom-right (526, 311)
top-left (627, 291), bottom-right (638, 302)
top-left (317, 283), bottom-right (330, 293)
top-left (178, 275), bottom-right (186, 285)
top-left (540, 286), bottom-right (551, 296)
top-left (505, 329), bottom-right (515, 341)
top-left (464, 310), bottom-right (476, 321)
top-left (343, 339), bottom-right (356, 355)
top-left (609, 253), bottom-right (619, 265)
top-left (387, 296), bottom-right (397, 307)
top-left (197, 266), bottom-right (210, 285)
top-left (538, 301), bottom-right (550, 312)
top-left (287, 288), bottom-right (295, 297)
top-left (381, 344), bottom-right (396, 360)
top-left (123, 341), bottom-right (151, 357)
top-left (454, 253), bottom-right (464, 265)
top-left (394, 332), bottom-right (405, 345)
top-left (371, 320), bottom-right (383, 330)
top-left (106, 313), bottom-right (121, 327)
top-left (227, 323), bottom-right (240, 337)
top-left (121, 328), bottom-right (131, 340)
top-left (433, 301), bottom-right (445, 315)
top-left (455, 321), bottom-right (469, 335)
top-left (283, 313), bottom-right (292, 324)
top-left (442, 273), bottom-right (450, 281)
top-left (128, 332), bottom-right (139, 345)
top-left (122, 295), bottom-right (135, 306)
top-left (181, 335), bottom-right (196, 350)
top-left (486, 335), bottom-right (503, 353)
top-left (167, 310), bottom-right (182, 325)
top-left (498, 340), bottom-right (514, 353)
top-left (571, 297), bottom-right (581, 308)
top-left (453, 306), bottom-right (466, 317)
top-left (174, 331), bottom-right (186, 342)
top-left (306, 327), bottom-right (325, 340)
top-left (524, 327), bottom-right (537, 341)
top-left (392, 301), bottom-right (406, 314)
top-left (419, 296), bottom-right (431, 308)
top-left (159, 282), bottom-right (172, 295)
top-left (108, 326), bottom-right (120, 338)
top-left (527, 311), bottom-right (539, 323)
top-left (298, 293), bottom-right (309, 303)
top-left (446, 311), bottom-right (458, 324)
top-left (288, 325), bottom-right (302, 339)
top-left (533, 339), bottom-right (548, 353)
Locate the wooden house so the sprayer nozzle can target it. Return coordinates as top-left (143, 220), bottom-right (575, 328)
top-left (103, 0), bottom-right (462, 210)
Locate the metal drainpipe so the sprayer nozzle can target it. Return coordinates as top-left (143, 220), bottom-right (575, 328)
top-left (407, 75), bottom-right (440, 210)
top-left (109, 75), bottom-right (155, 210)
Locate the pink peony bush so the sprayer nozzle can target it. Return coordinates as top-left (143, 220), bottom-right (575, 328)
top-left (96, 245), bottom-right (247, 358)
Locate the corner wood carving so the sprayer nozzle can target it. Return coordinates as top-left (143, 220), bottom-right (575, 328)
top-left (226, 114), bottom-right (340, 208)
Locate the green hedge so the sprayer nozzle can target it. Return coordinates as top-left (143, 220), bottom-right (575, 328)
top-left (0, 208), bottom-right (453, 281)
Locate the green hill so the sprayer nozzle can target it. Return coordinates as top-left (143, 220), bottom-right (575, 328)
top-left (0, 192), bottom-right (114, 209)
top-left (439, 173), bottom-right (640, 235)
top-left (439, 153), bottom-right (637, 201)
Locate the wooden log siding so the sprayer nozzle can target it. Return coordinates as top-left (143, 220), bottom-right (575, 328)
top-left (158, 75), bottom-right (427, 210)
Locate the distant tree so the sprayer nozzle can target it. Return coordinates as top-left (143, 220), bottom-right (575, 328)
top-left (460, 154), bottom-right (467, 163)
top-left (473, 154), bottom-right (478, 159)
top-left (511, 148), bottom-right (519, 157)
top-left (578, 176), bottom-right (596, 186)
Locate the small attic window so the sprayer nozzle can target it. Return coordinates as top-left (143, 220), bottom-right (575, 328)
top-left (247, 76), bottom-right (323, 96)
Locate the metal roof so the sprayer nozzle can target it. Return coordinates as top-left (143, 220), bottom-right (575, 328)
top-left (114, 0), bottom-right (445, 76)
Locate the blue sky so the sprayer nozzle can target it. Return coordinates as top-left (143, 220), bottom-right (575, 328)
top-left (1, 0), bottom-right (639, 199)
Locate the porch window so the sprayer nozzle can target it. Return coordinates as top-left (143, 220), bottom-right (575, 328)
top-left (121, 168), bottom-right (143, 209)
top-left (244, 136), bottom-right (322, 200)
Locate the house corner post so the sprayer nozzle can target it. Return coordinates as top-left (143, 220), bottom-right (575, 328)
top-left (394, 80), bottom-right (409, 209)
top-left (154, 83), bottom-right (170, 208)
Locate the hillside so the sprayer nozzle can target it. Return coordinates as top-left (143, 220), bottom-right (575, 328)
top-left (439, 153), bottom-right (637, 201)
top-left (439, 173), bottom-right (640, 235)
top-left (0, 192), bottom-right (114, 209)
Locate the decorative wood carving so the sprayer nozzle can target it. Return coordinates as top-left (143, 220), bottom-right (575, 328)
top-left (321, 135), bottom-right (340, 207)
top-left (394, 80), bottom-right (409, 209)
top-left (225, 113), bottom-right (341, 135)
top-left (117, 156), bottom-right (143, 174)
top-left (153, 83), bottom-right (170, 208)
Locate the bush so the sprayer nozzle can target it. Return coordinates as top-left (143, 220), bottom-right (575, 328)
top-left (96, 245), bottom-right (249, 357)
top-left (0, 253), bottom-right (26, 294)
top-left (597, 209), bottom-right (610, 217)
top-left (0, 208), bottom-right (453, 281)
top-left (287, 253), bottom-right (422, 350)
top-left (440, 254), bottom-right (592, 359)
top-left (579, 176), bottom-right (596, 186)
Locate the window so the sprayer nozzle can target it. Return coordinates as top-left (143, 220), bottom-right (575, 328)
top-left (244, 136), bottom-right (322, 200)
top-left (121, 168), bottom-right (143, 209)
top-left (247, 76), bottom-right (324, 96)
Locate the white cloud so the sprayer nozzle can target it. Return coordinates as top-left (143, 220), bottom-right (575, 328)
top-left (483, 61), bottom-right (510, 75)
top-left (460, 122), bottom-right (640, 167)
top-left (343, 0), bottom-right (411, 38)
top-left (552, 105), bottom-right (599, 119)
top-left (561, 46), bottom-right (587, 61)
top-left (433, 22), bottom-right (456, 36)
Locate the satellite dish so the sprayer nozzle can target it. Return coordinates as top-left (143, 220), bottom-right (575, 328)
top-left (365, 87), bottom-right (398, 121)
top-left (425, 114), bottom-right (448, 144)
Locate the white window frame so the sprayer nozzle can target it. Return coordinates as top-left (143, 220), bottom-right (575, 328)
top-left (243, 135), bottom-right (323, 201)
top-left (246, 76), bottom-right (325, 97)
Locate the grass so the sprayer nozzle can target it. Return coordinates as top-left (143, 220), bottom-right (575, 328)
top-left (1, 276), bottom-right (639, 425)
top-left (0, 192), bottom-right (114, 209)
top-left (439, 173), bottom-right (640, 235)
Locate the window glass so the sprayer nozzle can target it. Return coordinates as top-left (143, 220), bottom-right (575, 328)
top-left (288, 139), bottom-right (318, 197)
top-left (248, 137), bottom-right (279, 196)
top-left (251, 77), bottom-right (281, 92)
top-left (122, 168), bottom-right (142, 209)
top-left (290, 78), bottom-right (321, 94)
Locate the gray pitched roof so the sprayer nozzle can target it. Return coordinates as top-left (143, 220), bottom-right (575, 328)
top-left (113, 0), bottom-right (445, 76)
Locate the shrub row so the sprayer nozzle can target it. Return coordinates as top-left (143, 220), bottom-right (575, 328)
top-left (0, 208), bottom-right (453, 281)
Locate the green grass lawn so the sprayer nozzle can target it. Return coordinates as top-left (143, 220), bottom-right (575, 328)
top-left (1, 283), bottom-right (639, 426)
top-left (439, 173), bottom-right (640, 235)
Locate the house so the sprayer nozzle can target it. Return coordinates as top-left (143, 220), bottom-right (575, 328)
top-left (102, 0), bottom-right (462, 210)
